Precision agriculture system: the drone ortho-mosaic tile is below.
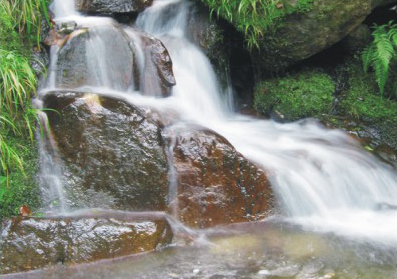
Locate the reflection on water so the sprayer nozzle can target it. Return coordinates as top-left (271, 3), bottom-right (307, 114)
top-left (3, 220), bottom-right (396, 279)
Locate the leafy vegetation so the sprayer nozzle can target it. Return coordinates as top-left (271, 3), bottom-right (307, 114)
top-left (254, 69), bottom-right (334, 121)
top-left (201, 0), bottom-right (313, 49)
top-left (362, 21), bottom-right (397, 97)
top-left (339, 58), bottom-right (397, 122)
top-left (0, 0), bottom-right (49, 217)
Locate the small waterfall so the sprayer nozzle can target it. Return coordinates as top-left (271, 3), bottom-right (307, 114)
top-left (52, 0), bottom-right (79, 19)
top-left (136, 0), bottom-right (397, 243)
top-left (37, 0), bottom-right (397, 244)
top-left (35, 107), bottom-right (67, 213)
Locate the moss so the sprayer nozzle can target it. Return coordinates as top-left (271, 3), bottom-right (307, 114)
top-left (0, 129), bottom-right (41, 218)
top-left (0, 2), bottom-right (43, 218)
top-left (337, 58), bottom-right (397, 122)
top-left (254, 69), bottom-right (335, 121)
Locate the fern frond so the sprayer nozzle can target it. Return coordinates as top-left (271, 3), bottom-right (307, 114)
top-left (362, 45), bottom-right (374, 73)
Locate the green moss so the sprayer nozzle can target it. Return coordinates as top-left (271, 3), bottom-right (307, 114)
top-left (0, 1), bottom-right (45, 218)
top-left (0, 128), bottom-right (40, 218)
top-left (338, 59), bottom-right (397, 122)
top-left (254, 69), bottom-right (334, 121)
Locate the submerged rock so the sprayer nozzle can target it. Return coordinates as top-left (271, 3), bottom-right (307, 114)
top-left (168, 128), bottom-right (274, 228)
top-left (75, 0), bottom-right (153, 15)
top-left (0, 214), bottom-right (172, 274)
top-left (43, 92), bottom-right (169, 211)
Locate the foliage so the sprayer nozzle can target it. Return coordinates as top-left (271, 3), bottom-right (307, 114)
top-left (361, 21), bottom-right (397, 97)
top-left (0, 0), bottom-right (49, 216)
top-left (254, 69), bottom-right (334, 121)
top-left (338, 58), bottom-right (397, 122)
top-left (2, 0), bottom-right (51, 45)
top-left (201, 0), bottom-right (313, 49)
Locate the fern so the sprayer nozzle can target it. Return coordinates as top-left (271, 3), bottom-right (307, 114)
top-left (362, 21), bottom-right (397, 97)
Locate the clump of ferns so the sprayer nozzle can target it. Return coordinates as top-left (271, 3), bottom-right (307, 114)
top-left (362, 21), bottom-right (397, 98)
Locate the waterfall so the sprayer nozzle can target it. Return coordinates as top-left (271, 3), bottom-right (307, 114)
top-left (135, 0), bottom-right (397, 243)
top-left (51, 0), bottom-right (79, 19)
top-left (39, 0), bottom-right (397, 244)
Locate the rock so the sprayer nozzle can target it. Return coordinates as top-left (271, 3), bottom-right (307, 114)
top-left (138, 32), bottom-right (176, 97)
top-left (341, 24), bottom-right (372, 53)
top-left (0, 214), bottom-right (172, 274)
top-left (186, 2), bottom-right (226, 63)
top-left (252, 0), bottom-right (386, 72)
top-left (31, 47), bottom-right (50, 77)
top-left (53, 23), bottom-right (175, 96)
top-left (54, 24), bottom-right (135, 90)
top-left (75, 0), bottom-right (153, 15)
top-left (168, 127), bottom-right (274, 228)
top-left (43, 92), bottom-right (169, 211)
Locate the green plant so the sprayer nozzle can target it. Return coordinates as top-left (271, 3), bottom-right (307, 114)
top-left (201, 0), bottom-right (313, 49)
top-left (0, 0), bottom-right (50, 217)
top-left (362, 21), bottom-right (397, 97)
top-left (254, 69), bottom-right (334, 121)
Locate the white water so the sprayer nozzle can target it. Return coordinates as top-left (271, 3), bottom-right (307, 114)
top-left (45, 0), bottom-right (397, 245)
top-left (135, 0), bottom-right (397, 244)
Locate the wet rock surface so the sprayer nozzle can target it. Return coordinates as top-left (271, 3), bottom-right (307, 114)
top-left (169, 128), bottom-right (274, 228)
top-left (43, 92), bottom-right (169, 211)
top-left (139, 33), bottom-right (176, 97)
top-left (54, 25), bottom-right (135, 90)
top-left (0, 214), bottom-right (172, 274)
top-left (253, 0), bottom-right (386, 72)
top-left (75, 0), bottom-right (153, 15)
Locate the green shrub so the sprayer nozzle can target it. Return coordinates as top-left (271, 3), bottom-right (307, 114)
top-left (254, 70), bottom-right (334, 121)
top-left (362, 21), bottom-right (397, 97)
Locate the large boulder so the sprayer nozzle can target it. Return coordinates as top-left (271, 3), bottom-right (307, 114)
top-left (167, 127), bottom-right (274, 228)
top-left (0, 213), bottom-right (172, 274)
top-left (75, 0), bottom-right (153, 15)
top-left (43, 92), bottom-right (169, 211)
top-left (252, 0), bottom-right (392, 73)
top-left (51, 21), bottom-right (175, 96)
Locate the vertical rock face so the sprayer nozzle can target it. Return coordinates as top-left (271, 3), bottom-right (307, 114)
top-left (1, 215), bottom-right (172, 274)
top-left (170, 128), bottom-right (274, 228)
top-left (43, 92), bottom-right (169, 211)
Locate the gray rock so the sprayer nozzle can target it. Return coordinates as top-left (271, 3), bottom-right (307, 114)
top-left (75, 0), bottom-right (153, 14)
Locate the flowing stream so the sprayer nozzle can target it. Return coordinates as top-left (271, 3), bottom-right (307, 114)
top-left (28, 0), bottom-right (397, 277)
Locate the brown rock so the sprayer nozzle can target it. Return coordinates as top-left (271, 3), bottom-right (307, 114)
top-left (168, 128), bottom-right (274, 228)
top-left (43, 92), bottom-right (169, 211)
top-left (0, 213), bottom-right (172, 274)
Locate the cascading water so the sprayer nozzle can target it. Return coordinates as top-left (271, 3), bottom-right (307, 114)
top-left (40, 0), bottom-right (397, 246)
top-left (135, 0), bottom-right (397, 244)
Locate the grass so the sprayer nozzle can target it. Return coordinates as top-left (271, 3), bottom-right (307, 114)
top-left (0, 0), bottom-right (50, 217)
top-left (201, 0), bottom-right (313, 49)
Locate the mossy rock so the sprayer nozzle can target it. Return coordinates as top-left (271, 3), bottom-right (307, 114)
top-left (336, 58), bottom-right (397, 148)
top-left (254, 70), bottom-right (334, 121)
